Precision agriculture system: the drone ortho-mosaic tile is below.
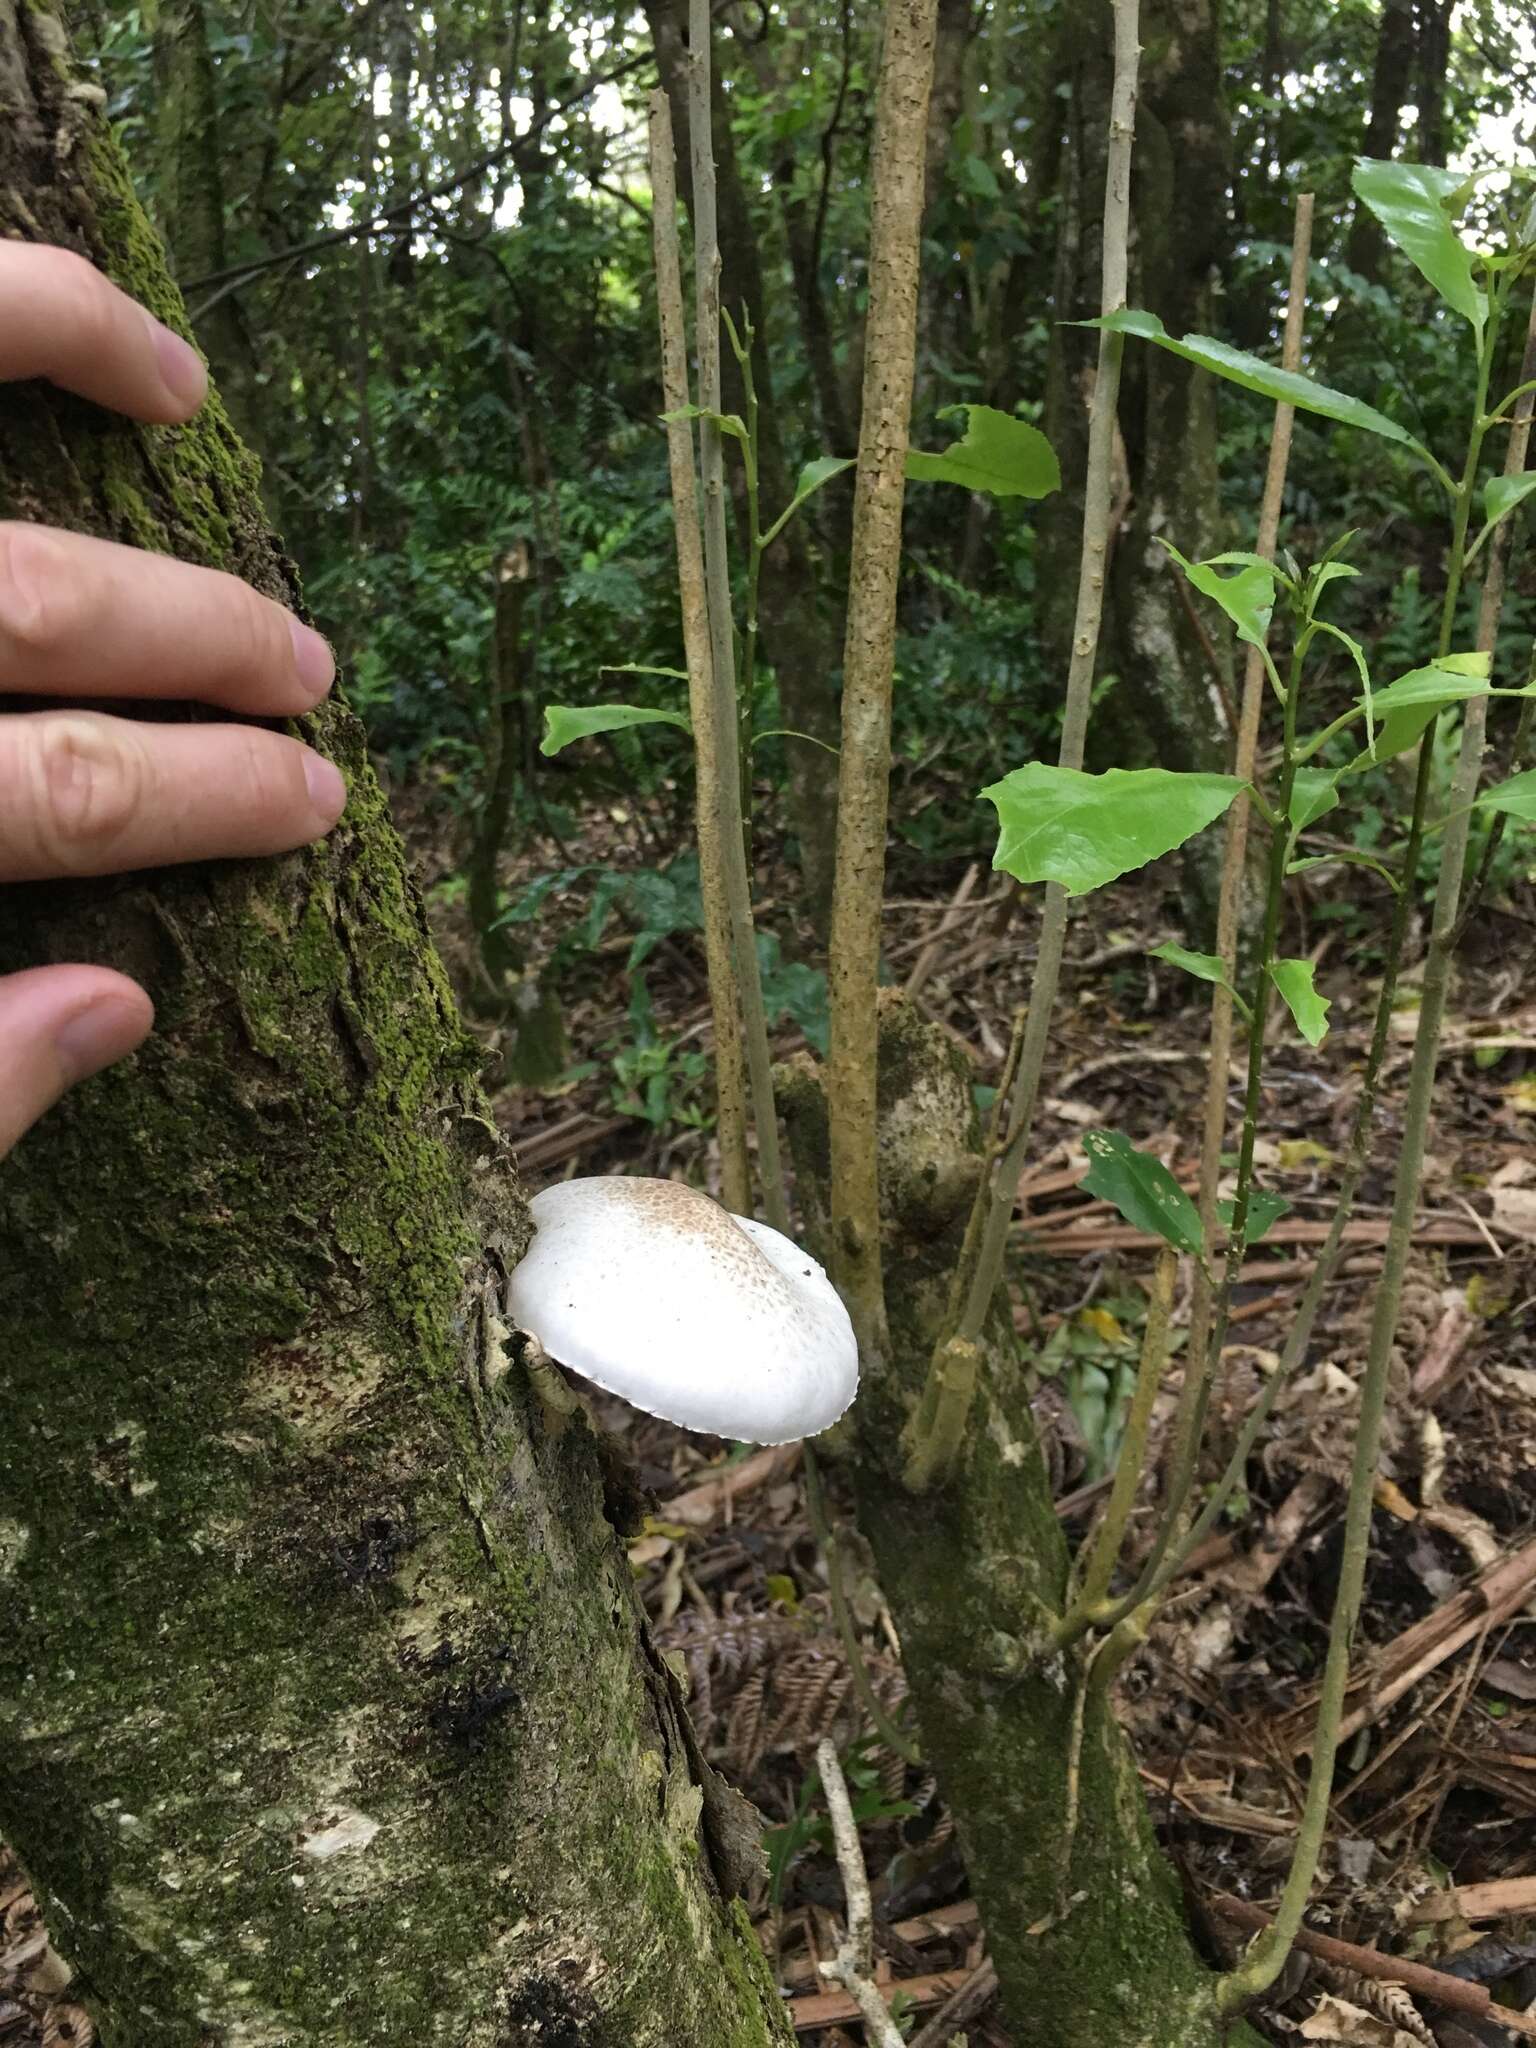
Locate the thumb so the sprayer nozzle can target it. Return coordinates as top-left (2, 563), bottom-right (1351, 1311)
top-left (0, 966), bottom-right (153, 1159)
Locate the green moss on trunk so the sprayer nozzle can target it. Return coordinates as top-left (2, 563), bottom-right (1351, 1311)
top-left (780, 997), bottom-right (1259, 2048)
top-left (0, 11), bottom-right (790, 2043)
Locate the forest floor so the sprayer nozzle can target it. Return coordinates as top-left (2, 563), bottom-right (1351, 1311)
top-left (6, 791), bottom-right (1536, 2048)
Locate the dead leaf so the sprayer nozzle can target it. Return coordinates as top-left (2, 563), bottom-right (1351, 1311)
top-left (1298, 1992), bottom-right (1423, 2047)
top-left (1490, 1184), bottom-right (1536, 1242)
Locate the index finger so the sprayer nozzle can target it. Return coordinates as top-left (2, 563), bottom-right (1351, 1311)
top-left (0, 244), bottom-right (207, 423)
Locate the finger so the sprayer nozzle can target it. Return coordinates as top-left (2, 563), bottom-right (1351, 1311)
top-left (0, 711), bottom-right (348, 884)
top-left (0, 244), bottom-right (207, 423)
top-left (0, 965), bottom-right (153, 1159)
top-left (0, 524), bottom-right (335, 716)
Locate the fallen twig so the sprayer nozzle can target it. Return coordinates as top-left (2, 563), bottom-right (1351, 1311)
top-left (814, 1737), bottom-right (906, 2048)
top-left (1210, 1893), bottom-right (1536, 2036)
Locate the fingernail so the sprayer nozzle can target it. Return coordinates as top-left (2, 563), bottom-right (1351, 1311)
top-left (288, 617), bottom-right (336, 699)
top-left (145, 312), bottom-right (207, 409)
top-left (53, 996), bottom-right (150, 1084)
top-left (303, 751), bottom-right (347, 826)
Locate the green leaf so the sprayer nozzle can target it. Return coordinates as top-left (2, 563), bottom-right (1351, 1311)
top-left (763, 455), bottom-right (856, 544)
top-left (540, 703), bottom-right (692, 756)
top-left (981, 764), bottom-right (1245, 896)
top-left (1313, 620), bottom-right (1374, 745)
top-left (905, 403), bottom-right (1060, 499)
top-left (1350, 157), bottom-right (1486, 339)
top-left (660, 403), bottom-right (747, 442)
top-left (599, 663), bottom-right (691, 681)
top-left (1485, 473), bottom-right (1536, 528)
top-left (1290, 767), bottom-right (1342, 831)
top-left (1080, 1130), bottom-right (1204, 1254)
top-left (1086, 309), bottom-right (1419, 449)
top-left (1217, 1188), bottom-right (1292, 1246)
top-left (1475, 766), bottom-right (1536, 821)
top-left (1161, 541), bottom-right (1276, 652)
top-left (956, 154), bottom-right (1002, 200)
top-left (1270, 958), bottom-right (1331, 1045)
top-left (1150, 941), bottom-right (1250, 1017)
top-left (1349, 659), bottom-right (1494, 765)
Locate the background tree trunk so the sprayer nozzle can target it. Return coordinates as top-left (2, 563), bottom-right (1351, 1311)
top-left (0, 11), bottom-right (789, 2044)
top-left (1040, 0), bottom-right (1231, 930)
top-left (1344, 0), bottom-right (1416, 280)
top-left (645, 0), bottom-right (843, 930)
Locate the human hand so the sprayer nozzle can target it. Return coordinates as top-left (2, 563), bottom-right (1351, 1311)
top-left (0, 244), bottom-right (347, 1158)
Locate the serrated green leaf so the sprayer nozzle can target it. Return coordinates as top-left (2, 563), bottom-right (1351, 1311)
top-left (1080, 1130), bottom-right (1204, 1254)
top-left (1085, 308), bottom-right (1419, 449)
top-left (1350, 157), bottom-right (1486, 338)
top-left (905, 403), bottom-right (1060, 499)
top-left (1475, 766), bottom-right (1536, 820)
top-left (1270, 958), bottom-right (1331, 1045)
top-left (1217, 1188), bottom-right (1292, 1246)
top-left (1150, 941), bottom-right (1250, 1017)
top-left (1290, 767), bottom-right (1342, 831)
top-left (1161, 541), bottom-right (1276, 652)
top-left (980, 764), bottom-right (1245, 896)
top-left (541, 703), bottom-right (692, 756)
top-left (1485, 473), bottom-right (1536, 528)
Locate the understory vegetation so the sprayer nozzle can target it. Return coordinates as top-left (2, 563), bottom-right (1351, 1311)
top-left (7, 2), bottom-right (1536, 2045)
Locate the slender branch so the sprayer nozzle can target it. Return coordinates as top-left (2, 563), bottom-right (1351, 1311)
top-left (648, 91), bottom-right (751, 1216)
top-left (1072, 1247), bottom-right (1177, 1616)
top-left (1185, 193), bottom-right (1314, 1417)
top-left (1219, 273), bottom-right (1533, 2016)
top-left (815, 1738), bottom-right (906, 2048)
top-left (826, 0), bottom-right (942, 1361)
top-left (686, 0), bottom-right (788, 1234)
top-left (900, 0), bottom-right (1140, 1494)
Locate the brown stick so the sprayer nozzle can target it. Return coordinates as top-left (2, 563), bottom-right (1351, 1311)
top-left (647, 89), bottom-right (751, 1215)
top-left (1210, 1893), bottom-right (1536, 2035)
top-left (1187, 193), bottom-right (1315, 1390)
top-left (826, 0), bottom-right (941, 1360)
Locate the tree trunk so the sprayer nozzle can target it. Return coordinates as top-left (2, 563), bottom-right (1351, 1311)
top-left (0, 12), bottom-right (790, 2045)
top-left (151, 0), bottom-right (262, 449)
top-left (1041, 0), bottom-right (1231, 932)
top-left (1344, 0), bottom-right (1416, 280)
top-left (645, 0), bottom-right (842, 930)
top-left (781, 1000), bottom-right (1263, 2048)
top-left (1414, 0), bottom-right (1454, 168)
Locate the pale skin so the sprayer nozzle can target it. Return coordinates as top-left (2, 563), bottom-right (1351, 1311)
top-left (0, 244), bottom-right (346, 1158)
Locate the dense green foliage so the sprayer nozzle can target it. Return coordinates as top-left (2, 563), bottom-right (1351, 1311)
top-left (78, 0), bottom-right (1536, 945)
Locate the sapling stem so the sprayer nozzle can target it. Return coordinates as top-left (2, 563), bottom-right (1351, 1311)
top-left (1072, 1248), bottom-right (1178, 1615)
top-left (825, 0), bottom-right (941, 1362)
top-left (1057, 629), bottom-right (1307, 1646)
top-left (724, 307), bottom-right (763, 832)
top-left (1186, 193), bottom-right (1314, 1420)
top-left (685, 0), bottom-right (788, 1235)
top-left (1218, 270), bottom-right (1534, 2017)
top-left (898, 0), bottom-right (1141, 1494)
top-left (647, 91), bottom-right (751, 1217)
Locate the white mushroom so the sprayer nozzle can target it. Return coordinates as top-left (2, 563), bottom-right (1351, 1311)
top-left (507, 1177), bottom-right (858, 1443)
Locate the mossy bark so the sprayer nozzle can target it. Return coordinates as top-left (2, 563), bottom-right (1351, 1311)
top-left (0, 11), bottom-right (790, 2044)
top-left (781, 997), bottom-right (1261, 2048)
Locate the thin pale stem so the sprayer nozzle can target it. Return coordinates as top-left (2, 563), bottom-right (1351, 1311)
top-left (1072, 1248), bottom-right (1177, 1615)
top-left (815, 1739), bottom-right (906, 2048)
top-left (899, 0), bottom-right (1141, 1494)
top-left (826, 0), bottom-right (941, 1363)
top-left (685, 0), bottom-right (788, 1235)
top-left (1186, 193), bottom-right (1314, 1417)
top-left (1220, 274), bottom-right (1532, 2016)
top-left (647, 92), bottom-right (751, 1215)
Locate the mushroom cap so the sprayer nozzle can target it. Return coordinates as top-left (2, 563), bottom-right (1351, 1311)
top-left (507, 1177), bottom-right (858, 1443)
